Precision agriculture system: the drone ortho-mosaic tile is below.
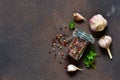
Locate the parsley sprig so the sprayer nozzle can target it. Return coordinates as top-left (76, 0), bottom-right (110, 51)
top-left (84, 45), bottom-right (97, 69)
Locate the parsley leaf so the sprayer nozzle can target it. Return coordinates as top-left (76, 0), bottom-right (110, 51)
top-left (69, 21), bottom-right (75, 30)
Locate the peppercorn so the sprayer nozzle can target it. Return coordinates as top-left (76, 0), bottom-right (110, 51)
top-left (53, 43), bottom-right (56, 46)
top-left (61, 52), bottom-right (64, 56)
top-left (59, 34), bottom-right (62, 38)
top-left (57, 44), bottom-right (60, 48)
top-left (64, 66), bottom-right (67, 69)
top-left (52, 48), bottom-right (55, 51)
top-left (60, 28), bottom-right (62, 30)
top-left (49, 51), bottom-right (51, 54)
top-left (59, 46), bottom-right (62, 50)
top-left (59, 61), bottom-right (62, 64)
top-left (64, 26), bottom-right (67, 29)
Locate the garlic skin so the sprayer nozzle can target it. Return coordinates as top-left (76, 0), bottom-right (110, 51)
top-left (98, 36), bottom-right (113, 59)
top-left (67, 64), bottom-right (83, 72)
top-left (98, 36), bottom-right (112, 48)
top-left (73, 13), bottom-right (85, 22)
top-left (89, 14), bottom-right (107, 32)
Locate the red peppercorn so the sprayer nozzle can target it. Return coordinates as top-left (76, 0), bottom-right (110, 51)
top-left (61, 52), bottom-right (64, 56)
top-left (63, 42), bottom-right (67, 47)
top-left (64, 66), bottom-right (67, 69)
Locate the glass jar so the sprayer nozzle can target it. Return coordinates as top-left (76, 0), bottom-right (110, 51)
top-left (68, 29), bottom-right (95, 61)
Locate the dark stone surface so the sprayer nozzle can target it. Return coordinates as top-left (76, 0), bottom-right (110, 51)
top-left (0, 0), bottom-right (119, 80)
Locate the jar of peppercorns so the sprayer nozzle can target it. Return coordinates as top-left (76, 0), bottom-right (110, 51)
top-left (68, 29), bottom-right (95, 61)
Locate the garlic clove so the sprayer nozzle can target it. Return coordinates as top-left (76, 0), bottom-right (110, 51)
top-left (67, 64), bottom-right (84, 72)
top-left (89, 14), bottom-right (107, 32)
top-left (73, 13), bottom-right (86, 22)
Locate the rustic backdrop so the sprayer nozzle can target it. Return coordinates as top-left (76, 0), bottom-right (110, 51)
top-left (0, 0), bottom-right (119, 80)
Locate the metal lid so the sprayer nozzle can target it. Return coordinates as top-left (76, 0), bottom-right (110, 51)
top-left (73, 29), bottom-right (95, 44)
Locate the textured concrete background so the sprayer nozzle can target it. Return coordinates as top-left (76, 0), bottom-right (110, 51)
top-left (0, 0), bottom-right (120, 80)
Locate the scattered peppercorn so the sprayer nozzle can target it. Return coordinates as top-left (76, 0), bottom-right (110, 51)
top-left (63, 37), bottom-right (66, 40)
top-left (57, 44), bottom-right (60, 48)
top-left (64, 66), bottom-right (67, 69)
top-left (66, 50), bottom-right (70, 53)
top-left (59, 46), bottom-right (62, 50)
top-left (59, 34), bottom-right (62, 38)
top-left (63, 42), bottom-right (67, 47)
top-left (53, 43), bottom-right (56, 46)
top-left (58, 36), bottom-right (60, 39)
top-left (52, 39), bottom-right (56, 42)
top-left (59, 61), bottom-right (62, 64)
top-left (58, 39), bottom-right (62, 45)
top-left (49, 51), bottom-right (51, 54)
top-left (63, 34), bottom-right (67, 37)
top-left (60, 28), bottom-right (62, 30)
top-left (64, 26), bottom-right (67, 29)
top-left (55, 54), bottom-right (57, 56)
top-left (51, 45), bottom-right (54, 47)
top-left (53, 48), bottom-right (55, 51)
top-left (61, 52), bottom-right (64, 56)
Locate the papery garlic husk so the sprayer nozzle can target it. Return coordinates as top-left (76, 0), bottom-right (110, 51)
top-left (98, 36), bottom-right (113, 59)
top-left (67, 64), bottom-right (84, 72)
top-left (73, 13), bottom-right (86, 22)
top-left (89, 14), bottom-right (107, 32)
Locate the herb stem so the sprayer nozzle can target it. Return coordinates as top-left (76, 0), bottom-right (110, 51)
top-left (91, 64), bottom-right (96, 69)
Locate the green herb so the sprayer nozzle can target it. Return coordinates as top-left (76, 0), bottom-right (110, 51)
top-left (84, 45), bottom-right (97, 69)
top-left (69, 21), bottom-right (75, 30)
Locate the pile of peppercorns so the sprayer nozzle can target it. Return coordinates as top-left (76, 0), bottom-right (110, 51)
top-left (49, 26), bottom-right (70, 64)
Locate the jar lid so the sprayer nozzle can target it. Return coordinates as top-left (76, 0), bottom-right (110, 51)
top-left (73, 29), bottom-right (95, 44)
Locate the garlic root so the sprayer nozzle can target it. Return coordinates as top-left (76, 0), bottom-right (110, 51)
top-left (107, 48), bottom-right (112, 59)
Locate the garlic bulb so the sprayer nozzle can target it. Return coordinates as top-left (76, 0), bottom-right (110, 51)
top-left (89, 14), bottom-right (107, 32)
top-left (67, 64), bottom-right (84, 72)
top-left (98, 36), bottom-right (112, 48)
top-left (98, 36), bottom-right (113, 59)
top-left (73, 13), bottom-right (85, 22)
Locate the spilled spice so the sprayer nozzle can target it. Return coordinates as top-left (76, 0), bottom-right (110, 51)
top-left (59, 61), bottom-right (62, 64)
top-left (64, 66), bottom-right (67, 69)
top-left (60, 27), bottom-right (62, 30)
top-left (49, 51), bottom-right (51, 54)
top-left (64, 26), bottom-right (67, 29)
top-left (52, 48), bottom-right (55, 51)
top-left (49, 25), bottom-right (71, 65)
